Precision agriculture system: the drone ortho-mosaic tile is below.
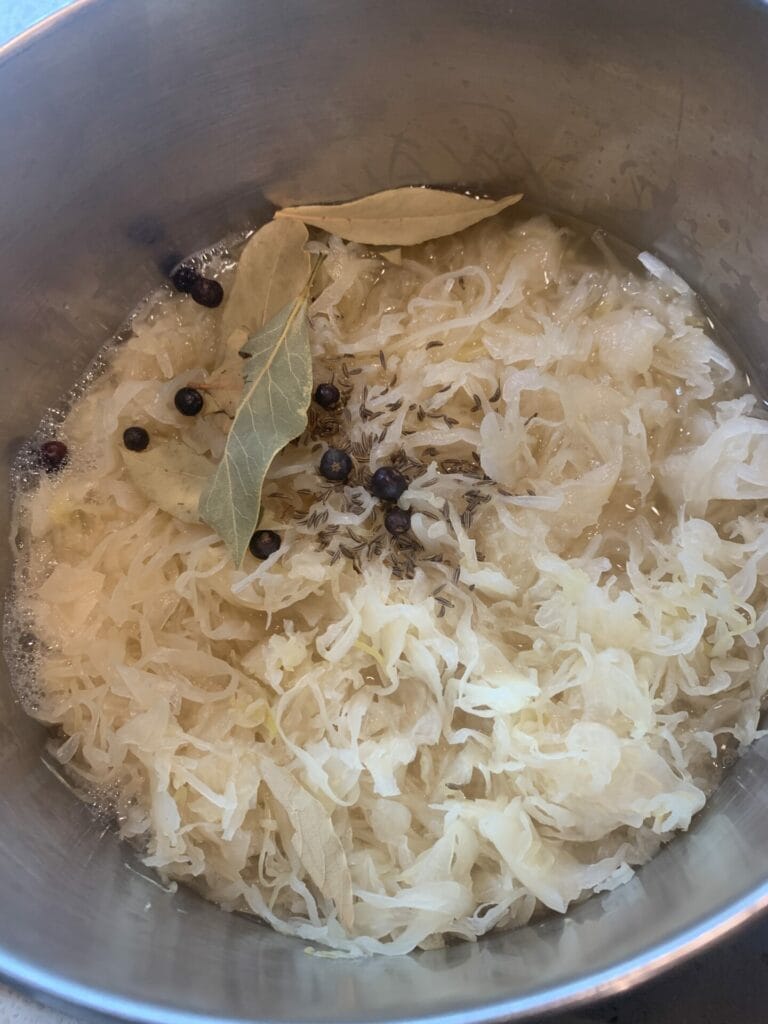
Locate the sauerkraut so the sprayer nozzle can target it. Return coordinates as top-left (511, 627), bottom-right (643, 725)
top-left (9, 212), bottom-right (768, 956)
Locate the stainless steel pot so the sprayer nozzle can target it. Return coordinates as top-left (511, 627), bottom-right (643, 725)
top-left (2, 1), bottom-right (768, 1022)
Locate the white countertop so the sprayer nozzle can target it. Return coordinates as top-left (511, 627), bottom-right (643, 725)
top-left (0, 983), bottom-right (76, 1024)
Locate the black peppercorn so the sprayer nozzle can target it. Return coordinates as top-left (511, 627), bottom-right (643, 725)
top-left (174, 387), bottom-right (204, 416)
top-left (190, 277), bottom-right (224, 308)
top-left (123, 426), bottom-right (150, 452)
top-left (384, 507), bottom-right (411, 535)
top-left (38, 440), bottom-right (68, 473)
top-left (314, 382), bottom-right (341, 410)
top-left (369, 466), bottom-right (407, 502)
top-left (249, 530), bottom-right (281, 560)
top-left (319, 448), bottom-right (353, 482)
top-left (170, 264), bottom-right (200, 294)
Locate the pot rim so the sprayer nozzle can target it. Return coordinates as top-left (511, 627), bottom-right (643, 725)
top-left (2, 886), bottom-right (766, 1024)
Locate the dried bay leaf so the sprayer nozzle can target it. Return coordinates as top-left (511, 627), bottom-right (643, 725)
top-left (221, 218), bottom-right (310, 344)
top-left (123, 440), bottom-right (213, 523)
top-left (258, 757), bottom-right (353, 929)
top-left (276, 186), bottom-right (523, 246)
top-left (379, 246), bottom-right (402, 266)
top-left (191, 327), bottom-right (252, 418)
top-left (195, 364), bottom-right (244, 418)
top-left (210, 222), bottom-right (310, 421)
top-left (199, 289), bottom-right (312, 567)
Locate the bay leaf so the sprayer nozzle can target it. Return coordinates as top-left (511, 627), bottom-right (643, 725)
top-left (221, 218), bottom-right (310, 345)
top-left (258, 757), bottom-right (354, 929)
top-left (190, 327), bottom-right (252, 418)
top-left (275, 186), bottom-right (523, 246)
top-left (195, 364), bottom-right (244, 418)
top-left (122, 440), bottom-right (213, 523)
top-left (198, 290), bottom-right (312, 567)
top-left (379, 246), bottom-right (403, 266)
